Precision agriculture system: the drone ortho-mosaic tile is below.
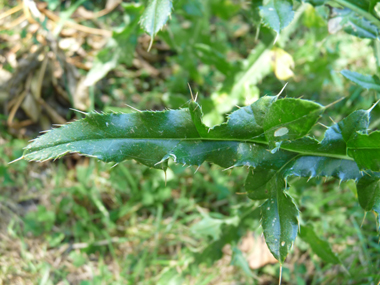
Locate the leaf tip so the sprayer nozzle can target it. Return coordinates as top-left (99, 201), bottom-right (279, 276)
top-left (8, 156), bottom-right (24, 164)
top-left (147, 36), bottom-right (154, 52)
top-left (276, 82), bottom-right (288, 99)
top-left (273, 33), bottom-right (279, 45)
top-left (125, 104), bottom-right (142, 113)
top-left (187, 83), bottom-right (195, 101)
top-left (367, 99), bottom-right (380, 113)
top-left (69, 108), bottom-right (88, 116)
top-left (194, 165), bottom-right (201, 174)
top-left (324, 97), bottom-right (345, 109)
top-left (110, 163), bottom-right (119, 169)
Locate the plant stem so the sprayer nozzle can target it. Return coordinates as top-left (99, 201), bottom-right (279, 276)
top-left (329, 0), bottom-right (380, 29)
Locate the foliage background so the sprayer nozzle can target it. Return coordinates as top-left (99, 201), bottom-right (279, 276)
top-left (1, 0), bottom-right (380, 284)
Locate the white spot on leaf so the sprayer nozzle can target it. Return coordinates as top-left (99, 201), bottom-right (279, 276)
top-left (274, 127), bottom-right (289, 137)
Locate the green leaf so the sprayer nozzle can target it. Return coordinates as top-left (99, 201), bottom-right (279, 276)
top-left (348, 131), bottom-right (380, 171)
top-left (262, 98), bottom-right (324, 150)
top-left (331, 8), bottom-right (379, 39)
top-left (284, 157), bottom-right (365, 182)
top-left (341, 70), bottom-right (380, 91)
top-left (231, 246), bottom-right (258, 278)
top-left (299, 225), bottom-right (341, 264)
top-left (191, 212), bottom-right (239, 241)
top-left (246, 168), bottom-right (293, 200)
top-left (336, 109), bottom-right (370, 142)
top-left (23, 109), bottom-right (199, 169)
top-left (260, 176), bottom-right (299, 264)
top-left (304, 0), bottom-right (326, 6)
top-left (356, 174), bottom-right (380, 233)
top-left (139, 0), bottom-right (173, 49)
top-left (344, 14), bottom-right (379, 39)
top-left (259, 0), bottom-right (295, 34)
top-left (84, 4), bottom-right (143, 86)
top-left (189, 97), bottom-right (325, 151)
top-left (194, 43), bottom-right (236, 76)
top-left (20, 96), bottom-right (380, 263)
top-left (356, 175), bottom-right (380, 212)
top-left (188, 96), bottom-right (276, 140)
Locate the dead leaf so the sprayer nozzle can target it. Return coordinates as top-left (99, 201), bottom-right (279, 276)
top-left (74, 77), bottom-right (90, 110)
top-left (271, 47), bottom-right (295, 81)
top-left (239, 232), bottom-right (278, 269)
top-left (21, 92), bottom-right (40, 122)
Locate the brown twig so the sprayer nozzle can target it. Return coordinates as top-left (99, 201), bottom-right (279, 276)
top-left (66, 57), bottom-right (91, 70)
top-left (22, 0), bottom-right (38, 24)
top-left (0, 4), bottom-right (23, 21)
top-left (39, 7), bottom-right (112, 37)
top-left (7, 119), bottom-right (35, 129)
top-left (38, 98), bottom-right (66, 124)
top-left (6, 14), bottom-right (27, 29)
top-left (34, 52), bottom-right (49, 100)
top-left (7, 74), bottom-right (32, 126)
top-left (76, 0), bottom-right (121, 19)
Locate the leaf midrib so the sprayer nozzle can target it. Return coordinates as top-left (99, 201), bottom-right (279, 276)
top-left (27, 137), bottom-right (354, 161)
top-left (150, 0), bottom-right (159, 34)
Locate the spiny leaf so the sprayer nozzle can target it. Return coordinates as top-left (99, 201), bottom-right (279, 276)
top-left (341, 70), bottom-right (380, 91)
top-left (262, 98), bottom-right (324, 150)
top-left (347, 131), bottom-right (380, 171)
top-left (20, 96), bottom-right (380, 263)
top-left (22, 109), bottom-right (199, 169)
top-left (260, 175), bottom-right (299, 264)
top-left (343, 13), bottom-right (379, 39)
top-left (329, 8), bottom-right (379, 40)
top-left (356, 175), bottom-right (380, 212)
top-left (139, 0), bottom-right (173, 50)
top-left (189, 97), bottom-right (325, 151)
top-left (337, 109), bottom-right (370, 142)
top-left (299, 225), bottom-right (341, 264)
top-left (284, 156), bottom-right (366, 182)
top-left (356, 175), bottom-right (380, 233)
top-left (259, 0), bottom-right (295, 34)
top-left (188, 96), bottom-right (276, 140)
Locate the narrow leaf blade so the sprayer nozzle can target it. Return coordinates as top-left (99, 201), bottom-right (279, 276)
top-left (260, 176), bottom-right (299, 263)
top-left (341, 70), bottom-right (380, 91)
top-left (299, 225), bottom-right (341, 264)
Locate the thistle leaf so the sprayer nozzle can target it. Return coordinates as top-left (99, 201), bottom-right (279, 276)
top-left (356, 175), bottom-right (380, 212)
top-left (262, 98), bottom-right (324, 149)
top-left (341, 70), bottom-right (380, 91)
top-left (260, 175), bottom-right (299, 264)
top-left (21, 96), bottom-right (380, 263)
top-left (139, 0), bottom-right (173, 50)
top-left (259, 0), bottom-right (295, 34)
top-left (348, 131), bottom-right (380, 171)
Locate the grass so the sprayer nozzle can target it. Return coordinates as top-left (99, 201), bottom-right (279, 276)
top-left (1, 134), bottom-right (380, 284)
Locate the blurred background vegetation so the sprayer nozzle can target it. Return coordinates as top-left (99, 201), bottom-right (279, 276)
top-left (0, 0), bottom-right (380, 284)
